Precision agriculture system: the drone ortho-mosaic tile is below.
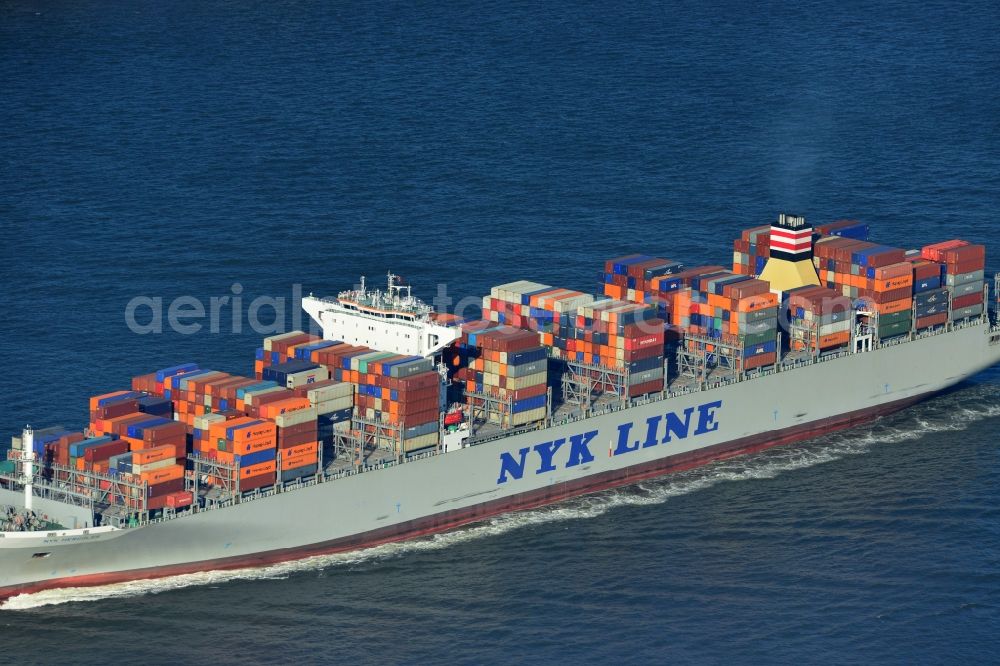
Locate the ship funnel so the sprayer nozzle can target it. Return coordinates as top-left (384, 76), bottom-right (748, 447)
top-left (758, 212), bottom-right (821, 294)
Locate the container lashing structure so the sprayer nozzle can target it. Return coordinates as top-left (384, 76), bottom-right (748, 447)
top-left (786, 318), bottom-right (821, 361)
top-left (559, 359), bottom-right (629, 412)
top-left (676, 332), bottom-right (749, 385)
top-left (852, 304), bottom-right (878, 353)
top-left (3, 449), bottom-right (149, 522)
top-left (188, 453), bottom-right (239, 508)
top-left (461, 388), bottom-right (514, 434)
top-left (332, 413), bottom-right (402, 465)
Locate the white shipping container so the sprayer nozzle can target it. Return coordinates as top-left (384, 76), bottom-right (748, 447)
top-left (132, 457), bottom-right (177, 475)
top-left (504, 371), bottom-right (547, 390)
top-left (263, 330), bottom-right (307, 352)
top-left (286, 366), bottom-right (331, 389)
top-left (818, 320), bottom-right (852, 336)
top-left (510, 407), bottom-right (546, 426)
top-left (307, 382), bottom-right (352, 404)
top-left (402, 432), bottom-right (439, 453)
top-left (315, 397), bottom-right (354, 415)
top-left (275, 407), bottom-right (320, 429)
top-left (193, 413), bottom-right (227, 430)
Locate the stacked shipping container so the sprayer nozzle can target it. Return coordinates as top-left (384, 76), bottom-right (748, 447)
top-left (812, 239), bottom-right (913, 339)
top-left (922, 241), bottom-right (988, 322)
top-left (732, 226), bottom-right (771, 277)
top-left (351, 354), bottom-right (441, 453)
top-left (784, 286), bottom-right (854, 352)
top-left (481, 281), bottom-right (594, 343)
top-left (452, 325), bottom-right (549, 426)
top-left (556, 300), bottom-right (665, 397)
top-left (601, 255), bottom-right (685, 303)
top-left (683, 273), bottom-right (780, 370)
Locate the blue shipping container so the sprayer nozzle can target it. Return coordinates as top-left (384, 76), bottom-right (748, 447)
top-left (237, 447), bottom-right (277, 466)
top-left (155, 363), bottom-right (199, 383)
top-left (512, 395), bottom-right (547, 414)
top-left (237, 381), bottom-right (278, 399)
top-left (126, 418), bottom-right (172, 439)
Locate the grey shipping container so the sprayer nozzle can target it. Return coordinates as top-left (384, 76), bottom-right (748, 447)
top-left (950, 304), bottom-right (984, 321)
top-left (507, 361), bottom-right (546, 378)
top-left (390, 358), bottom-right (435, 378)
top-left (945, 270), bottom-right (985, 287)
top-left (951, 280), bottom-right (984, 298)
top-left (629, 367), bottom-right (665, 385)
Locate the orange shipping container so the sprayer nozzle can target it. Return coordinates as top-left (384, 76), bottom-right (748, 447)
top-left (818, 330), bottom-right (851, 349)
top-left (140, 464), bottom-right (184, 485)
top-left (280, 451), bottom-right (318, 471)
top-left (281, 441), bottom-right (319, 458)
top-left (258, 398), bottom-right (312, 420)
top-left (123, 436), bottom-right (145, 451)
top-left (132, 445), bottom-right (175, 466)
top-left (874, 275), bottom-right (913, 291)
top-left (737, 292), bottom-right (778, 312)
top-left (875, 298), bottom-right (913, 315)
top-left (240, 460), bottom-right (277, 478)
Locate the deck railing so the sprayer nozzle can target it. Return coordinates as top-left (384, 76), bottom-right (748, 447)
top-left (12, 312), bottom-right (991, 532)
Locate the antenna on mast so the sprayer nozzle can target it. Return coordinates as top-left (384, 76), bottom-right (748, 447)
top-left (387, 271), bottom-right (412, 302)
top-left (22, 425), bottom-right (34, 512)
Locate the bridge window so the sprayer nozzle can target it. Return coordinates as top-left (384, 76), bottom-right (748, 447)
top-left (32, 552), bottom-right (51, 559)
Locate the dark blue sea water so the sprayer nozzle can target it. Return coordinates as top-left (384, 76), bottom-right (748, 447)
top-left (2, 0), bottom-right (999, 662)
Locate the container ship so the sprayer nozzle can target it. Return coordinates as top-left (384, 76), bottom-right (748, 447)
top-left (2, 214), bottom-right (999, 602)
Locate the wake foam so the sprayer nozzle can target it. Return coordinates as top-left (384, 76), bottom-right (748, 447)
top-left (5, 383), bottom-right (997, 610)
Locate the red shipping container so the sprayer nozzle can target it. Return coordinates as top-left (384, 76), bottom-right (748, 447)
top-left (131, 372), bottom-right (158, 393)
top-left (105, 413), bottom-right (152, 438)
top-left (153, 435), bottom-right (188, 460)
top-left (148, 477), bottom-right (185, 498)
top-left (165, 490), bottom-right (193, 509)
top-left (744, 352), bottom-right (778, 371)
top-left (239, 471), bottom-right (276, 492)
top-left (397, 373), bottom-right (440, 391)
top-left (726, 279), bottom-right (770, 299)
top-left (946, 260), bottom-right (986, 275)
top-left (84, 439), bottom-right (129, 464)
top-left (916, 313), bottom-right (948, 329)
top-left (623, 344), bottom-right (665, 362)
top-left (508, 383), bottom-right (548, 401)
top-left (277, 422), bottom-right (318, 437)
top-left (941, 244), bottom-right (986, 266)
top-left (910, 260), bottom-right (942, 281)
top-left (627, 379), bottom-right (664, 398)
top-left (921, 240), bottom-right (969, 262)
top-left (278, 431), bottom-right (318, 448)
top-left (952, 292), bottom-right (984, 310)
top-left (143, 421), bottom-right (187, 442)
top-left (95, 399), bottom-right (141, 420)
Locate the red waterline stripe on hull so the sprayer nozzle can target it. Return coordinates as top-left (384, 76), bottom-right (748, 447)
top-left (0, 390), bottom-right (933, 603)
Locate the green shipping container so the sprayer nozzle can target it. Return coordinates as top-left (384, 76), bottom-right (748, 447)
top-left (739, 331), bottom-right (778, 347)
top-left (878, 320), bottom-right (911, 339)
top-left (879, 310), bottom-right (912, 327)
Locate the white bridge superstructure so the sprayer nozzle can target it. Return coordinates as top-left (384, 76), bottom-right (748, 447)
top-left (302, 273), bottom-right (462, 357)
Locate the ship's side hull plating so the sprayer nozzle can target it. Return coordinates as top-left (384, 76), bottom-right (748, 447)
top-left (2, 323), bottom-right (998, 600)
